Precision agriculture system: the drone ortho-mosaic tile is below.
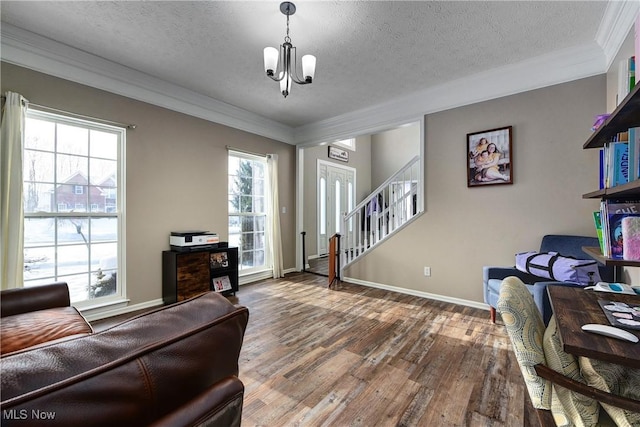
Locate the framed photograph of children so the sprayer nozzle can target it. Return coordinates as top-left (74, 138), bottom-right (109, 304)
top-left (467, 126), bottom-right (513, 187)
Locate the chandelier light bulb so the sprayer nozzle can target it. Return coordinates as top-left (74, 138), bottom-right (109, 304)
top-left (280, 72), bottom-right (291, 97)
top-left (264, 47), bottom-right (279, 76)
top-left (301, 55), bottom-right (316, 82)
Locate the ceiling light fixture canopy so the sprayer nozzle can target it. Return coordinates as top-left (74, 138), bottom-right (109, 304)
top-left (263, 1), bottom-right (316, 98)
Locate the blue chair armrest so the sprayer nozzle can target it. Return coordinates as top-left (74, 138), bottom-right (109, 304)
top-left (483, 266), bottom-right (541, 309)
top-left (483, 266), bottom-right (540, 283)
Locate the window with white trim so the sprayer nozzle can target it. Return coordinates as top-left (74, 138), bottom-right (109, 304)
top-left (23, 109), bottom-right (125, 306)
top-left (228, 152), bottom-right (270, 273)
top-left (334, 138), bottom-right (355, 151)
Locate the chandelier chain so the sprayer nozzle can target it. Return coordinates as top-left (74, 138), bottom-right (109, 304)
top-left (285, 12), bottom-right (291, 43)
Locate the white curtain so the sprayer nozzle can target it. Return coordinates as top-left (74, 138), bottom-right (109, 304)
top-left (267, 154), bottom-right (284, 278)
top-left (1, 92), bottom-right (27, 289)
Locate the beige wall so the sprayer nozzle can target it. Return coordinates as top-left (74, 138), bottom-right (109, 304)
top-left (606, 30), bottom-right (636, 112)
top-left (302, 136), bottom-right (372, 257)
top-left (1, 62), bottom-right (296, 307)
top-left (345, 75), bottom-right (606, 304)
top-left (3, 61), bottom-right (623, 308)
top-left (370, 122), bottom-right (421, 188)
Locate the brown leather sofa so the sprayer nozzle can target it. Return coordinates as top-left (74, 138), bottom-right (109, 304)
top-left (0, 283), bottom-right (249, 427)
top-left (1, 282), bottom-right (94, 355)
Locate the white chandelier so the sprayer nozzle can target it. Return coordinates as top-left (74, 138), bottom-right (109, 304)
top-left (263, 1), bottom-right (316, 98)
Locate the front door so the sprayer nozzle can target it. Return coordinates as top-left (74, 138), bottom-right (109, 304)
top-left (318, 161), bottom-right (355, 256)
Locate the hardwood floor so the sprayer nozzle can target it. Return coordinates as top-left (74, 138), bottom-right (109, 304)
top-left (306, 256), bottom-right (329, 276)
top-left (233, 272), bottom-right (538, 427)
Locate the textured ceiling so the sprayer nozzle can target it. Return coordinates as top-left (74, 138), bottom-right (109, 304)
top-left (1, 1), bottom-right (608, 128)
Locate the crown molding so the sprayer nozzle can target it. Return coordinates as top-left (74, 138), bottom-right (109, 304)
top-left (595, 0), bottom-right (639, 70)
top-left (294, 42), bottom-right (606, 145)
top-left (0, 23), bottom-right (294, 144)
top-left (2, 0), bottom-right (632, 148)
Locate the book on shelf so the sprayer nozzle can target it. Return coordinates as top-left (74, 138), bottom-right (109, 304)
top-left (622, 216), bottom-right (640, 261)
top-left (617, 56), bottom-right (636, 105)
top-left (612, 139), bottom-right (629, 187)
top-left (630, 56), bottom-right (636, 92)
top-left (601, 132), bottom-right (630, 188)
top-left (593, 211), bottom-right (605, 255)
top-left (630, 127), bottom-right (640, 181)
top-left (600, 200), bottom-right (640, 259)
top-left (599, 148), bottom-right (605, 189)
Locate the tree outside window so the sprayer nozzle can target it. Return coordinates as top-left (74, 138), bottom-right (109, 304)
top-left (228, 153), bottom-right (268, 272)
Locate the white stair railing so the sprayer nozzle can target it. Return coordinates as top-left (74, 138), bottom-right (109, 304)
top-left (341, 156), bottom-right (420, 271)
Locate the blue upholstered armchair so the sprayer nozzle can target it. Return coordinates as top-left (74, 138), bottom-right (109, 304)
top-left (483, 234), bottom-right (617, 325)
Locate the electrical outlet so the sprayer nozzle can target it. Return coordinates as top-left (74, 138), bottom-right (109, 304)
top-left (424, 266), bottom-right (431, 277)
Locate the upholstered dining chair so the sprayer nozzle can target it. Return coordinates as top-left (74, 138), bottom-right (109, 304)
top-left (497, 277), bottom-right (640, 426)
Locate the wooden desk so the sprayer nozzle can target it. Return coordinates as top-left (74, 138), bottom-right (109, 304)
top-left (547, 285), bottom-right (640, 368)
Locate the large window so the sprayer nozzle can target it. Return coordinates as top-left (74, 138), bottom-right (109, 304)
top-left (228, 152), bottom-right (269, 273)
top-left (23, 109), bottom-right (125, 306)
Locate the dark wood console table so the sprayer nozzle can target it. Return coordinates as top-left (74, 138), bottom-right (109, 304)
top-left (547, 285), bottom-right (640, 368)
top-left (162, 246), bottom-right (239, 304)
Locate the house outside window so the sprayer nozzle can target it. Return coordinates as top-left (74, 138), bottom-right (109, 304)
top-left (23, 109), bottom-right (125, 306)
top-left (228, 152), bottom-right (269, 273)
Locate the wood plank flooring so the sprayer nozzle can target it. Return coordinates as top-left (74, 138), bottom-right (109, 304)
top-left (233, 272), bottom-right (538, 427)
top-left (306, 256), bottom-right (329, 276)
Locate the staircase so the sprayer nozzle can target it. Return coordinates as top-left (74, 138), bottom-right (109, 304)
top-left (340, 156), bottom-right (421, 273)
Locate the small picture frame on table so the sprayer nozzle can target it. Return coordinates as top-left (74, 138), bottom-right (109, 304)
top-left (210, 251), bottom-right (229, 269)
top-left (467, 126), bottom-right (513, 187)
top-left (212, 275), bottom-right (232, 292)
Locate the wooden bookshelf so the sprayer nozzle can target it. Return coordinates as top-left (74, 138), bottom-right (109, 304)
top-left (582, 82), bottom-right (640, 267)
top-left (583, 84), bottom-right (640, 149)
top-left (582, 246), bottom-right (640, 267)
top-left (583, 180), bottom-right (640, 199)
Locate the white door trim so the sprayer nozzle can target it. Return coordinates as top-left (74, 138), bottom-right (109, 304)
top-left (317, 159), bottom-right (356, 256)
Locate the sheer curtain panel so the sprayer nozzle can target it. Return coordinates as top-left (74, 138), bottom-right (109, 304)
top-left (1, 92), bottom-right (27, 289)
top-left (267, 154), bottom-right (284, 278)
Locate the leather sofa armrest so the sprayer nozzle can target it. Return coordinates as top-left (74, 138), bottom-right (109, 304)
top-left (150, 376), bottom-right (244, 427)
top-left (1, 282), bottom-right (70, 318)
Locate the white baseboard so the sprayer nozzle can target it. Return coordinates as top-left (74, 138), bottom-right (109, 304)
top-left (342, 276), bottom-right (490, 312)
top-left (238, 267), bottom-right (297, 285)
top-left (239, 270), bottom-right (273, 285)
top-left (86, 270), bottom-right (486, 322)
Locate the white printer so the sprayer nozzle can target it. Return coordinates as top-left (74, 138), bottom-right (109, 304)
top-left (170, 231), bottom-right (219, 251)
